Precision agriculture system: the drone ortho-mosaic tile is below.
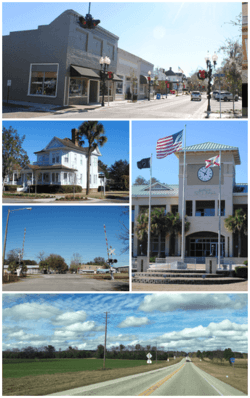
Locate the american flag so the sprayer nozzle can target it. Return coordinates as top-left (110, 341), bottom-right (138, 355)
top-left (178, 66), bottom-right (184, 74)
top-left (156, 130), bottom-right (183, 159)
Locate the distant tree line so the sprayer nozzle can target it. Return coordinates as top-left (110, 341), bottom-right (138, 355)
top-left (3, 345), bottom-right (187, 361)
top-left (195, 348), bottom-right (245, 364)
top-left (99, 159), bottom-right (129, 191)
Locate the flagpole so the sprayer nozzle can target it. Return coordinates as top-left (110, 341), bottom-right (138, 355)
top-left (218, 150), bottom-right (221, 268)
top-left (181, 125), bottom-right (186, 263)
top-left (147, 154), bottom-right (152, 259)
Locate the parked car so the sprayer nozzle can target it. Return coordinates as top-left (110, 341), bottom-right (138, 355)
top-left (191, 91), bottom-right (201, 101)
top-left (212, 91), bottom-right (219, 99)
top-left (217, 91), bottom-right (238, 102)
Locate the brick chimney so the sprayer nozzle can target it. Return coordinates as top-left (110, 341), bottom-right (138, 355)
top-left (71, 128), bottom-right (79, 147)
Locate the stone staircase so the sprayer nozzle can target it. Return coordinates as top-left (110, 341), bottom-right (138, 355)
top-left (132, 268), bottom-right (246, 285)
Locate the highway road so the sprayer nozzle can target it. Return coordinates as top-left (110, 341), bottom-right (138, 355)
top-left (49, 359), bottom-right (246, 396)
top-left (2, 274), bottom-right (129, 292)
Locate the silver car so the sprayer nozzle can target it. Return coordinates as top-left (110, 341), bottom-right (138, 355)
top-left (191, 91), bottom-right (201, 101)
top-left (217, 91), bottom-right (238, 101)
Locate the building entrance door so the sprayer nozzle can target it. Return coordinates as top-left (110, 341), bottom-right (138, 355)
top-left (89, 81), bottom-right (98, 103)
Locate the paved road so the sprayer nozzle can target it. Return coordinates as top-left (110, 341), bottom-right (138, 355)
top-left (2, 274), bottom-right (129, 292)
top-left (49, 360), bottom-right (246, 396)
top-left (2, 197), bottom-right (129, 204)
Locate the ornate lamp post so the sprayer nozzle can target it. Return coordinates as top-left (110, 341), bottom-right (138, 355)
top-left (205, 51), bottom-right (218, 115)
top-left (99, 56), bottom-right (111, 107)
top-left (147, 71), bottom-right (151, 101)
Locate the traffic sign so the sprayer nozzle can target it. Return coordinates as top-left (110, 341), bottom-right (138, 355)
top-left (230, 357), bottom-right (235, 363)
top-left (146, 353), bottom-right (152, 359)
top-left (147, 359), bottom-right (152, 364)
top-left (214, 74), bottom-right (225, 77)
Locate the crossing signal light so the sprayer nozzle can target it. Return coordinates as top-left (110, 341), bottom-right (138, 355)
top-left (79, 14), bottom-right (100, 29)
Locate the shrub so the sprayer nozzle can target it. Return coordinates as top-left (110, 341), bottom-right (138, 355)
top-left (150, 256), bottom-right (156, 263)
top-left (234, 266), bottom-right (248, 279)
top-left (243, 260), bottom-right (248, 266)
top-left (29, 185), bottom-right (82, 194)
top-left (3, 185), bottom-right (18, 192)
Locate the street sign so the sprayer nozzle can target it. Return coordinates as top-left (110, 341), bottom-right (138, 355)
top-left (7, 80), bottom-right (12, 86)
top-left (147, 359), bottom-right (152, 364)
top-left (230, 357), bottom-right (235, 363)
top-left (214, 74), bottom-right (225, 77)
top-left (146, 353), bottom-right (152, 359)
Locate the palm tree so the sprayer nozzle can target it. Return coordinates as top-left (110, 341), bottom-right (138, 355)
top-left (151, 208), bottom-right (171, 257)
top-left (224, 208), bottom-right (247, 257)
top-left (135, 210), bottom-right (149, 255)
top-left (77, 121), bottom-right (107, 195)
top-left (167, 212), bottom-right (190, 256)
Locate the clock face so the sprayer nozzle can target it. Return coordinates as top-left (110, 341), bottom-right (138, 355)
top-left (197, 166), bottom-right (213, 182)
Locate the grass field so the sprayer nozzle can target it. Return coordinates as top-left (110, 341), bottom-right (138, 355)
top-left (3, 357), bottom-right (180, 396)
top-left (192, 357), bottom-right (248, 394)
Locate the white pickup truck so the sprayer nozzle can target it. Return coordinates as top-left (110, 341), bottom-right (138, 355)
top-left (216, 91), bottom-right (238, 102)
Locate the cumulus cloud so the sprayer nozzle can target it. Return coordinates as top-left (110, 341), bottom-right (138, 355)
top-left (3, 303), bottom-right (61, 320)
top-left (52, 311), bottom-right (87, 326)
top-left (65, 321), bottom-right (104, 333)
top-left (139, 294), bottom-right (247, 312)
top-left (118, 316), bottom-right (151, 328)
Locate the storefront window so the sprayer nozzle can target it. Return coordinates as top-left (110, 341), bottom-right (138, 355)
top-left (69, 78), bottom-right (88, 97)
top-left (30, 71), bottom-right (57, 96)
top-left (99, 83), bottom-right (112, 96)
top-left (116, 76), bottom-right (123, 94)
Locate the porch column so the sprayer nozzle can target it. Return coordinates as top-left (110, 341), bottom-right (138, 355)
top-left (50, 172), bottom-right (52, 184)
top-left (133, 205), bottom-right (139, 257)
top-left (229, 233), bottom-right (233, 257)
top-left (31, 172), bottom-right (34, 185)
top-left (12, 173), bottom-right (15, 185)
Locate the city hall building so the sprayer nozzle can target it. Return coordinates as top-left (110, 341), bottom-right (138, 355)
top-left (132, 142), bottom-right (247, 262)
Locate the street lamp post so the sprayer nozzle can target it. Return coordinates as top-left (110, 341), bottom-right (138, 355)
top-left (99, 56), bottom-right (111, 107)
top-left (205, 51), bottom-right (218, 117)
top-left (148, 71), bottom-right (151, 101)
top-left (2, 208), bottom-right (32, 277)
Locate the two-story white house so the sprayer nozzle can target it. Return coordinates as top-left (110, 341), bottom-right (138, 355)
top-left (21, 129), bottom-right (101, 192)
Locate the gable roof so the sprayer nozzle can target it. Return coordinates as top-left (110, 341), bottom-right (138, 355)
top-left (176, 142), bottom-right (240, 165)
top-left (133, 183), bottom-right (179, 197)
top-left (34, 137), bottom-right (102, 156)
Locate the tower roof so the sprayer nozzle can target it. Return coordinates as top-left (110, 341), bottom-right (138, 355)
top-left (177, 142), bottom-right (240, 164)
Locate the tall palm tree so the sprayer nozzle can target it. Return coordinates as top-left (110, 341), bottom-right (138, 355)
top-left (224, 208), bottom-right (247, 257)
top-left (151, 208), bottom-right (171, 257)
top-left (167, 212), bottom-right (190, 256)
top-left (77, 121), bottom-right (107, 195)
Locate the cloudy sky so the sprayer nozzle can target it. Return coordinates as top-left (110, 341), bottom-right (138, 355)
top-left (3, 293), bottom-right (247, 354)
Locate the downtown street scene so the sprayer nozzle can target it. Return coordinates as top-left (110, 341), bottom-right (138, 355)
top-left (2, 2), bottom-right (246, 119)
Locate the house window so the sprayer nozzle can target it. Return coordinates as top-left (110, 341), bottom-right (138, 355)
top-left (196, 201), bottom-right (215, 217)
top-left (52, 154), bottom-right (55, 164)
top-left (80, 156), bottom-right (83, 165)
top-left (99, 83), bottom-right (112, 96)
top-left (64, 154), bottom-right (69, 163)
top-left (69, 78), bottom-right (88, 97)
top-left (64, 173), bottom-right (67, 181)
top-left (56, 155), bottom-right (59, 163)
top-left (52, 173), bottom-right (55, 183)
top-left (55, 173), bottom-right (59, 183)
top-left (74, 154), bottom-right (77, 163)
top-left (29, 64), bottom-right (58, 97)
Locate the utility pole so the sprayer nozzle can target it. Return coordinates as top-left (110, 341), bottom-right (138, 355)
top-left (156, 343), bottom-right (157, 364)
top-left (103, 312), bottom-right (109, 369)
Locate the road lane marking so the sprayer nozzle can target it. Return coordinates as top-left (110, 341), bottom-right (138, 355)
top-left (138, 363), bottom-right (185, 396)
top-left (202, 375), bottom-right (224, 396)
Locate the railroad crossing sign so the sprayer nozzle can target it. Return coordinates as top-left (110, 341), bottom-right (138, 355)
top-left (109, 247), bottom-right (115, 256)
top-left (146, 353), bottom-right (152, 359)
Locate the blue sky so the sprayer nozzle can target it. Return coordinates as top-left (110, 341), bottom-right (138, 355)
top-left (2, 2), bottom-right (241, 75)
top-left (2, 121), bottom-right (129, 167)
top-left (2, 293), bottom-right (247, 353)
top-left (132, 121), bottom-right (248, 184)
top-left (2, 206), bottom-right (129, 266)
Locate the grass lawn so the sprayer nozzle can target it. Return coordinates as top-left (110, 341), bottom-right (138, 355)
top-left (3, 358), bottom-right (180, 396)
top-left (192, 357), bottom-right (247, 394)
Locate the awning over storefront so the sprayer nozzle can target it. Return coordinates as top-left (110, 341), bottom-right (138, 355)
top-left (113, 74), bottom-right (123, 82)
top-left (70, 65), bottom-right (100, 79)
top-left (140, 75), bottom-right (148, 85)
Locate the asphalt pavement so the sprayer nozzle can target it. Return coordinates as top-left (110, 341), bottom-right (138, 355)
top-left (49, 360), bottom-right (246, 396)
top-left (3, 95), bottom-right (242, 119)
top-left (2, 274), bottom-right (129, 292)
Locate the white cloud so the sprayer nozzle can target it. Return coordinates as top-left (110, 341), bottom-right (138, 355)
top-left (3, 303), bottom-right (61, 320)
top-left (65, 321), bottom-right (105, 332)
top-left (139, 294), bottom-right (247, 312)
top-left (53, 311), bottom-right (87, 326)
top-left (118, 316), bottom-right (150, 328)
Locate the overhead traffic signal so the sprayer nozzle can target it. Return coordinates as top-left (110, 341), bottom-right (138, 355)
top-left (79, 14), bottom-right (101, 29)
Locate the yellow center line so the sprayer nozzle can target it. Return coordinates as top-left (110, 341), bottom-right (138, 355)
top-left (138, 363), bottom-right (186, 396)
